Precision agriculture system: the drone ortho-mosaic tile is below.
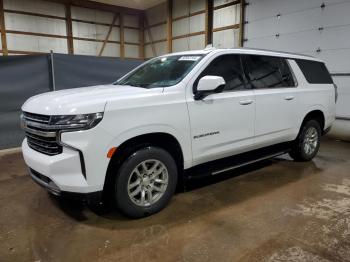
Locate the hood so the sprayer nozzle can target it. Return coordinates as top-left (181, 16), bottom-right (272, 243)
top-left (22, 84), bottom-right (162, 115)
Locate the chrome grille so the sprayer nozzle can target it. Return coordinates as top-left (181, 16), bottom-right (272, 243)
top-left (23, 112), bottom-right (62, 156)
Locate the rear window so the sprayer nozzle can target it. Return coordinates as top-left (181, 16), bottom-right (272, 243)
top-left (296, 59), bottom-right (333, 84)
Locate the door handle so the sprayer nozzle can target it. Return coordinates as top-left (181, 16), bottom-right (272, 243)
top-left (284, 96), bottom-right (295, 101)
top-left (239, 99), bottom-right (254, 105)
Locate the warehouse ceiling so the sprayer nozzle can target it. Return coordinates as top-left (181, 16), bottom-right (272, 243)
top-left (92, 0), bottom-right (165, 9)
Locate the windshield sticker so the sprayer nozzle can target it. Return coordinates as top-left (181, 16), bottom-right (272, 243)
top-left (178, 56), bottom-right (201, 61)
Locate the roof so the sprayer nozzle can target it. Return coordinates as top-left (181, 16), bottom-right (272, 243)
top-left (163, 47), bottom-right (322, 62)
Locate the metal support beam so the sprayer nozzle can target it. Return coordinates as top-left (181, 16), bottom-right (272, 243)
top-left (98, 13), bottom-right (118, 56)
top-left (139, 14), bottom-right (145, 59)
top-left (119, 12), bottom-right (125, 58)
top-left (239, 0), bottom-right (245, 47)
top-left (166, 0), bottom-right (172, 53)
top-left (65, 4), bottom-right (74, 54)
top-left (0, 0), bottom-right (8, 56)
top-left (205, 0), bottom-right (213, 45)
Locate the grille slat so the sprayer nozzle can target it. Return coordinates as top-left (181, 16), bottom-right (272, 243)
top-left (23, 112), bottom-right (62, 156)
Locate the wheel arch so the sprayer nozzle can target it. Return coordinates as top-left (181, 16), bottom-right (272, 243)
top-left (300, 110), bottom-right (325, 133)
top-left (103, 132), bottom-right (185, 194)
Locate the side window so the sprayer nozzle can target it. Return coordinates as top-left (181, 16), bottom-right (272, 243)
top-left (243, 55), bottom-right (295, 89)
top-left (295, 59), bottom-right (333, 84)
top-left (197, 55), bottom-right (246, 92)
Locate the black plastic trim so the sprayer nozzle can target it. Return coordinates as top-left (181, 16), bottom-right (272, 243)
top-left (185, 142), bottom-right (293, 179)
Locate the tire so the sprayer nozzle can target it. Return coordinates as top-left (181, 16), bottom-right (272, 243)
top-left (113, 146), bottom-right (178, 218)
top-left (289, 119), bottom-right (321, 162)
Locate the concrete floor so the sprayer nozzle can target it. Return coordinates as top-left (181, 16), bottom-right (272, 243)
top-left (1, 138), bottom-right (350, 262)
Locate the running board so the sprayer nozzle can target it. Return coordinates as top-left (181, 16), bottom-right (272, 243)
top-left (185, 142), bottom-right (292, 180)
top-left (211, 151), bottom-right (287, 176)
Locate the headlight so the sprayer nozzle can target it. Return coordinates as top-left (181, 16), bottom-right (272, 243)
top-left (50, 112), bottom-right (103, 130)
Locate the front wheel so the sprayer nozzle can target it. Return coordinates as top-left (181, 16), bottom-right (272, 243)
top-left (114, 146), bottom-right (178, 218)
top-left (289, 119), bottom-right (321, 162)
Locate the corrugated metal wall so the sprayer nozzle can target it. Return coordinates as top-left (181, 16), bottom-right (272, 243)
top-left (244, 0), bottom-right (350, 140)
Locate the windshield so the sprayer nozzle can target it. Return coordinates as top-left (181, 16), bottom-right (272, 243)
top-left (115, 54), bottom-right (204, 88)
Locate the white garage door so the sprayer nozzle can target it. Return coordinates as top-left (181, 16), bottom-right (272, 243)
top-left (244, 0), bottom-right (350, 140)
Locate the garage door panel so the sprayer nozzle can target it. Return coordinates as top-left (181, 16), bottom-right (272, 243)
top-left (317, 49), bottom-right (350, 73)
top-left (245, 18), bottom-right (277, 39)
top-left (321, 2), bottom-right (350, 26)
top-left (277, 9), bottom-right (321, 34)
top-left (247, 0), bottom-right (321, 21)
top-left (319, 26), bottom-right (350, 50)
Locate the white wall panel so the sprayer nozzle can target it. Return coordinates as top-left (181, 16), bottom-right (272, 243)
top-left (172, 14), bottom-right (204, 36)
top-left (190, 0), bottom-right (205, 13)
top-left (189, 34), bottom-right (205, 50)
top-left (173, 0), bottom-right (190, 18)
top-left (145, 42), bottom-right (167, 58)
top-left (73, 39), bottom-right (102, 56)
top-left (4, 0), bottom-right (65, 17)
top-left (123, 15), bottom-right (139, 27)
top-left (72, 22), bottom-right (121, 42)
top-left (101, 43), bottom-right (120, 57)
top-left (124, 28), bottom-right (139, 43)
top-left (125, 44), bottom-right (139, 58)
top-left (145, 24), bottom-right (166, 42)
top-left (73, 22), bottom-right (104, 40)
top-left (190, 14), bottom-right (205, 32)
top-left (5, 13), bottom-right (66, 36)
top-left (172, 18), bottom-right (189, 37)
top-left (7, 33), bottom-right (67, 53)
top-left (173, 34), bottom-right (205, 52)
top-left (213, 28), bottom-right (239, 48)
top-left (109, 27), bottom-right (121, 42)
top-left (71, 6), bottom-right (115, 24)
top-left (213, 5), bottom-right (240, 29)
top-left (145, 2), bottom-right (166, 26)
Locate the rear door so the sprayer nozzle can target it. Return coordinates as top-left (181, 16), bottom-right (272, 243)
top-left (187, 54), bottom-right (255, 166)
top-left (242, 55), bottom-right (298, 147)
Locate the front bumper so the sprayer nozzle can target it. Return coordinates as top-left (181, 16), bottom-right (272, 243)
top-left (22, 139), bottom-right (102, 193)
top-left (28, 167), bottom-right (103, 203)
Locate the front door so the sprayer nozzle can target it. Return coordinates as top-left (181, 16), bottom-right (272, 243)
top-left (186, 54), bottom-right (256, 166)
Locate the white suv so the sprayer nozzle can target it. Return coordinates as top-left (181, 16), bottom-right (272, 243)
top-left (21, 47), bottom-right (336, 218)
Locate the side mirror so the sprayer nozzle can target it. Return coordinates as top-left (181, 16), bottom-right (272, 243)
top-left (194, 75), bottom-right (226, 100)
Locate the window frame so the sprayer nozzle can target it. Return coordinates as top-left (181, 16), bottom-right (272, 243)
top-left (241, 54), bottom-right (297, 90)
top-left (193, 54), bottom-right (249, 94)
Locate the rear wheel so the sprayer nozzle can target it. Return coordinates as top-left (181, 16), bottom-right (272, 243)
top-left (113, 146), bottom-right (177, 218)
top-left (289, 119), bottom-right (321, 161)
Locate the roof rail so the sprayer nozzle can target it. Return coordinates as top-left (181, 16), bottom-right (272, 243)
top-left (229, 47), bottom-right (315, 58)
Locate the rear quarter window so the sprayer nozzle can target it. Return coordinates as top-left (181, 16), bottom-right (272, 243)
top-left (295, 59), bottom-right (333, 84)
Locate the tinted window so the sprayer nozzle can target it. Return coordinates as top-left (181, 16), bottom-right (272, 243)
top-left (296, 59), bottom-right (333, 84)
top-left (243, 55), bottom-right (295, 89)
top-left (197, 55), bottom-right (246, 92)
